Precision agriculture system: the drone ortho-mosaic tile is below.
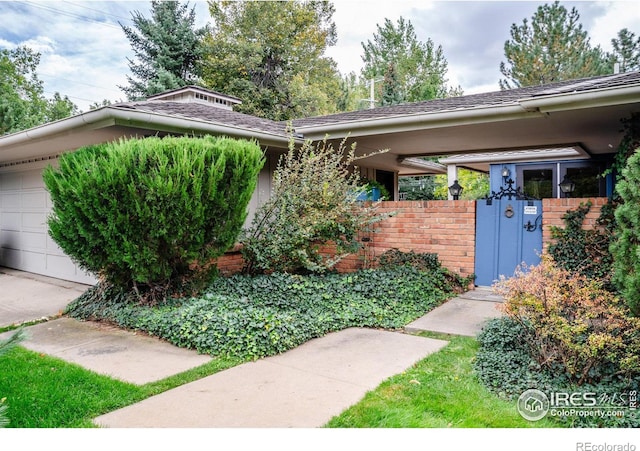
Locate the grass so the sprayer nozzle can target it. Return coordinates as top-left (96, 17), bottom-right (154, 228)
top-left (325, 332), bottom-right (560, 428)
top-left (0, 330), bottom-right (565, 428)
top-left (0, 345), bottom-right (241, 428)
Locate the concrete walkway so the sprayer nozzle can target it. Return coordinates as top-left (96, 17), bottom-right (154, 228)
top-left (95, 328), bottom-right (447, 427)
top-left (1, 268), bottom-right (503, 427)
top-left (0, 268), bottom-right (88, 327)
top-left (404, 287), bottom-right (504, 336)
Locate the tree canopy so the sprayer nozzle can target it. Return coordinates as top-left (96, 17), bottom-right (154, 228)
top-left (120, 0), bottom-right (207, 100)
top-left (361, 17), bottom-right (460, 106)
top-left (610, 28), bottom-right (640, 73)
top-left (499, 1), bottom-right (610, 89)
top-left (201, 0), bottom-right (341, 120)
top-left (0, 46), bottom-right (77, 135)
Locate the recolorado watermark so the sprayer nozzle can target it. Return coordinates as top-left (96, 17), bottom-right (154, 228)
top-left (516, 388), bottom-right (637, 421)
top-left (576, 443), bottom-right (636, 451)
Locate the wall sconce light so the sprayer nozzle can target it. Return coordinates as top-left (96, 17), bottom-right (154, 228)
top-left (448, 179), bottom-right (463, 200)
top-left (501, 166), bottom-right (511, 184)
top-left (558, 175), bottom-right (576, 198)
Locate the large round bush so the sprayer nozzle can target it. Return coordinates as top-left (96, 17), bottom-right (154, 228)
top-left (44, 136), bottom-right (264, 300)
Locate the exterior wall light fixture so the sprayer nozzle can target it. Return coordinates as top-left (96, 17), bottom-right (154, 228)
top-left (448, 180), bottom-right (463, 200)
top-left (558, 175), bottom-right (576, 197)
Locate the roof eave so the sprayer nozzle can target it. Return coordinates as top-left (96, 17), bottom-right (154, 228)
top-left (295, 104), bottom-right (542, 140)
top-left (0, 106), bottom-right (295, 158)
top-left (108, 107), bottom-right (294, 147)
top-left (296, 84), bottom-right (640, 140)
top-left (518, 84), bottom-right (640, 112)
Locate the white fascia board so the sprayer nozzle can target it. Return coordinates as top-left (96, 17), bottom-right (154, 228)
top-left (295, 104), bottom-right (541, 139)
top-left (0, 107), bottom-right (294, 156)
top-left (398, 157), bottom-right (447, 174)
top-left (0, 107), bottom-right (115, 149)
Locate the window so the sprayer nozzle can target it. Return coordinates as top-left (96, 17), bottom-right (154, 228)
top-left (518, 164), bottom-right (556, 199)
top-left (515, 161), bottom-right (609, 199)
top-left (563, 163), bottom-right (605, 198)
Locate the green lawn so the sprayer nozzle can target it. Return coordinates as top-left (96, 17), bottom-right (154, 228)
top-left (1, 331), bottom-right (561, 428)
top-left (325, 333), bottom-right (560, 428)
top-left (0, 346), bottom-right (241, 428)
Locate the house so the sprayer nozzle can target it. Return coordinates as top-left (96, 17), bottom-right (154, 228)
top-left (1, 72), bottom-right (640, 284)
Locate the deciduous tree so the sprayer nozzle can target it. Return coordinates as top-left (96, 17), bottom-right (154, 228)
top-left (202, 0), bottom-right (341, 120)
top-left (1, 46), bottom-right (77, 135)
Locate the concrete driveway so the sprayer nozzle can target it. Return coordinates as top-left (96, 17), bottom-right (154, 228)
top-left (0, 267), bottom-right (89, 328)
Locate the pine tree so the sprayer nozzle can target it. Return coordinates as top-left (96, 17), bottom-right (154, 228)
top-left (120, 1), bottom-right (207, 100)
top-left (381, 63), bottom-right (403, 106)
top-left (610, 28), bottom-right (640, 73)
top-left (499, 1), bottom-right (609, 89)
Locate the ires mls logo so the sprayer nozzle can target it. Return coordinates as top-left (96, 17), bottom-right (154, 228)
top-left (516, 388), bottom-right (635, 421)
top-left (517, 389), bottom-right (549, 421)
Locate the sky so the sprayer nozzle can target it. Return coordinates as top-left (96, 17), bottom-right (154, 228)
top-left (1, 0), bottom-right (640, 112)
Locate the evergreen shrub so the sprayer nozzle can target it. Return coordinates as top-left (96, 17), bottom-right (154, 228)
top-left (611, 147), bottom-right (640, 315)
top-left (44, 136), bottom-right (264, 302)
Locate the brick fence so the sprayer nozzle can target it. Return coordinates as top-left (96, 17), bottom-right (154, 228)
top-left (214, 198), bottom-right (609, 277)
top-left (542, 198), bottom-right (609, 245)
top-left (336, 200), bottom-right (477, 276)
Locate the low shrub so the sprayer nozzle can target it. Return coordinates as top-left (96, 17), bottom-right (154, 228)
top-left (377, 249), bottom-right (473, 293)
top-left (44, 136), bottom-right (264, 302)
top-left (495, 256), bottom-right (640, 386)
top-left (66, 266), bottom-right (456, 360)
top-left (475, 317), bottom-right (639, 428)
top-left (241, 137), bottom-right (387, 275)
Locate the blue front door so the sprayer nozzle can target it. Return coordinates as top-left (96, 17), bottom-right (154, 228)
top-left (474, 198), bottom-right (543, 286)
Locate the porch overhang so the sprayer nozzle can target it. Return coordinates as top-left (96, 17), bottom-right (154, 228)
top-left (296, 80), bottom-right (640, 176)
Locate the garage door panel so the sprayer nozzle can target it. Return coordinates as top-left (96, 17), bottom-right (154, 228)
top-left (0, 174), bottom-right (21, 190)
top-left (1, 193), bottom-right (20, 209)
top-left (0, 163), bottom-right (96, 285)
top-left (22, 212), bottom-right (47, 230)
top-left (0, 230), bottom-right (21, 249)
top-left (22, 191), bottom-right (47, 209)
top-left (23, 251), bottom-right (47, 273)
top-left (22, 171), bottom-right (46, 189)
top-left (0, 248), bottom-right (21, 268)
top-left (22, 231), bottom-right (47, 250)
top-left (1, 212), bottom-right (21, 231)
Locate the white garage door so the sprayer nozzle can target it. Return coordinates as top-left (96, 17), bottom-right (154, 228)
top-left (0, 160), bottom-right (96, 285)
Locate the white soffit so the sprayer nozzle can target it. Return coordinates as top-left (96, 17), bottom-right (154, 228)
top-left (439, 145), bottom-right (589, 165)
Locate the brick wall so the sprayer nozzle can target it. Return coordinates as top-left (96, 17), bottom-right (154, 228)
top-left (337, 200), bottom-right (477, 276)
top-left (214, 200), bottom-right (477, 277)
top-left (211, 198), bottom-right (609, 277)
top-left (542, 198), bottom-right (609, 247)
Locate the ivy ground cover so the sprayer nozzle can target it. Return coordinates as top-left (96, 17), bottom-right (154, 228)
top-left (66, 266), bottom-right (461, 360)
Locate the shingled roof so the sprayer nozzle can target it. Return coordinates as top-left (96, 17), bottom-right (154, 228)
top-left (291, 71), bottom-right (640, 129)
top-left (105, 71), bottom-right (640, 139)
top-left (112, 100), bottom-right (291, 138)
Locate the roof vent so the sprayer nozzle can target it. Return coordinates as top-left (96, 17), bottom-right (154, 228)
top-left (146, 86), bottom-right (242, 110)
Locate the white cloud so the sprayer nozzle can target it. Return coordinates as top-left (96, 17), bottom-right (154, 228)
top-left (589, 1), bottom-right (640, 52)
top-left (21, 36), bottom-right (55, 54)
